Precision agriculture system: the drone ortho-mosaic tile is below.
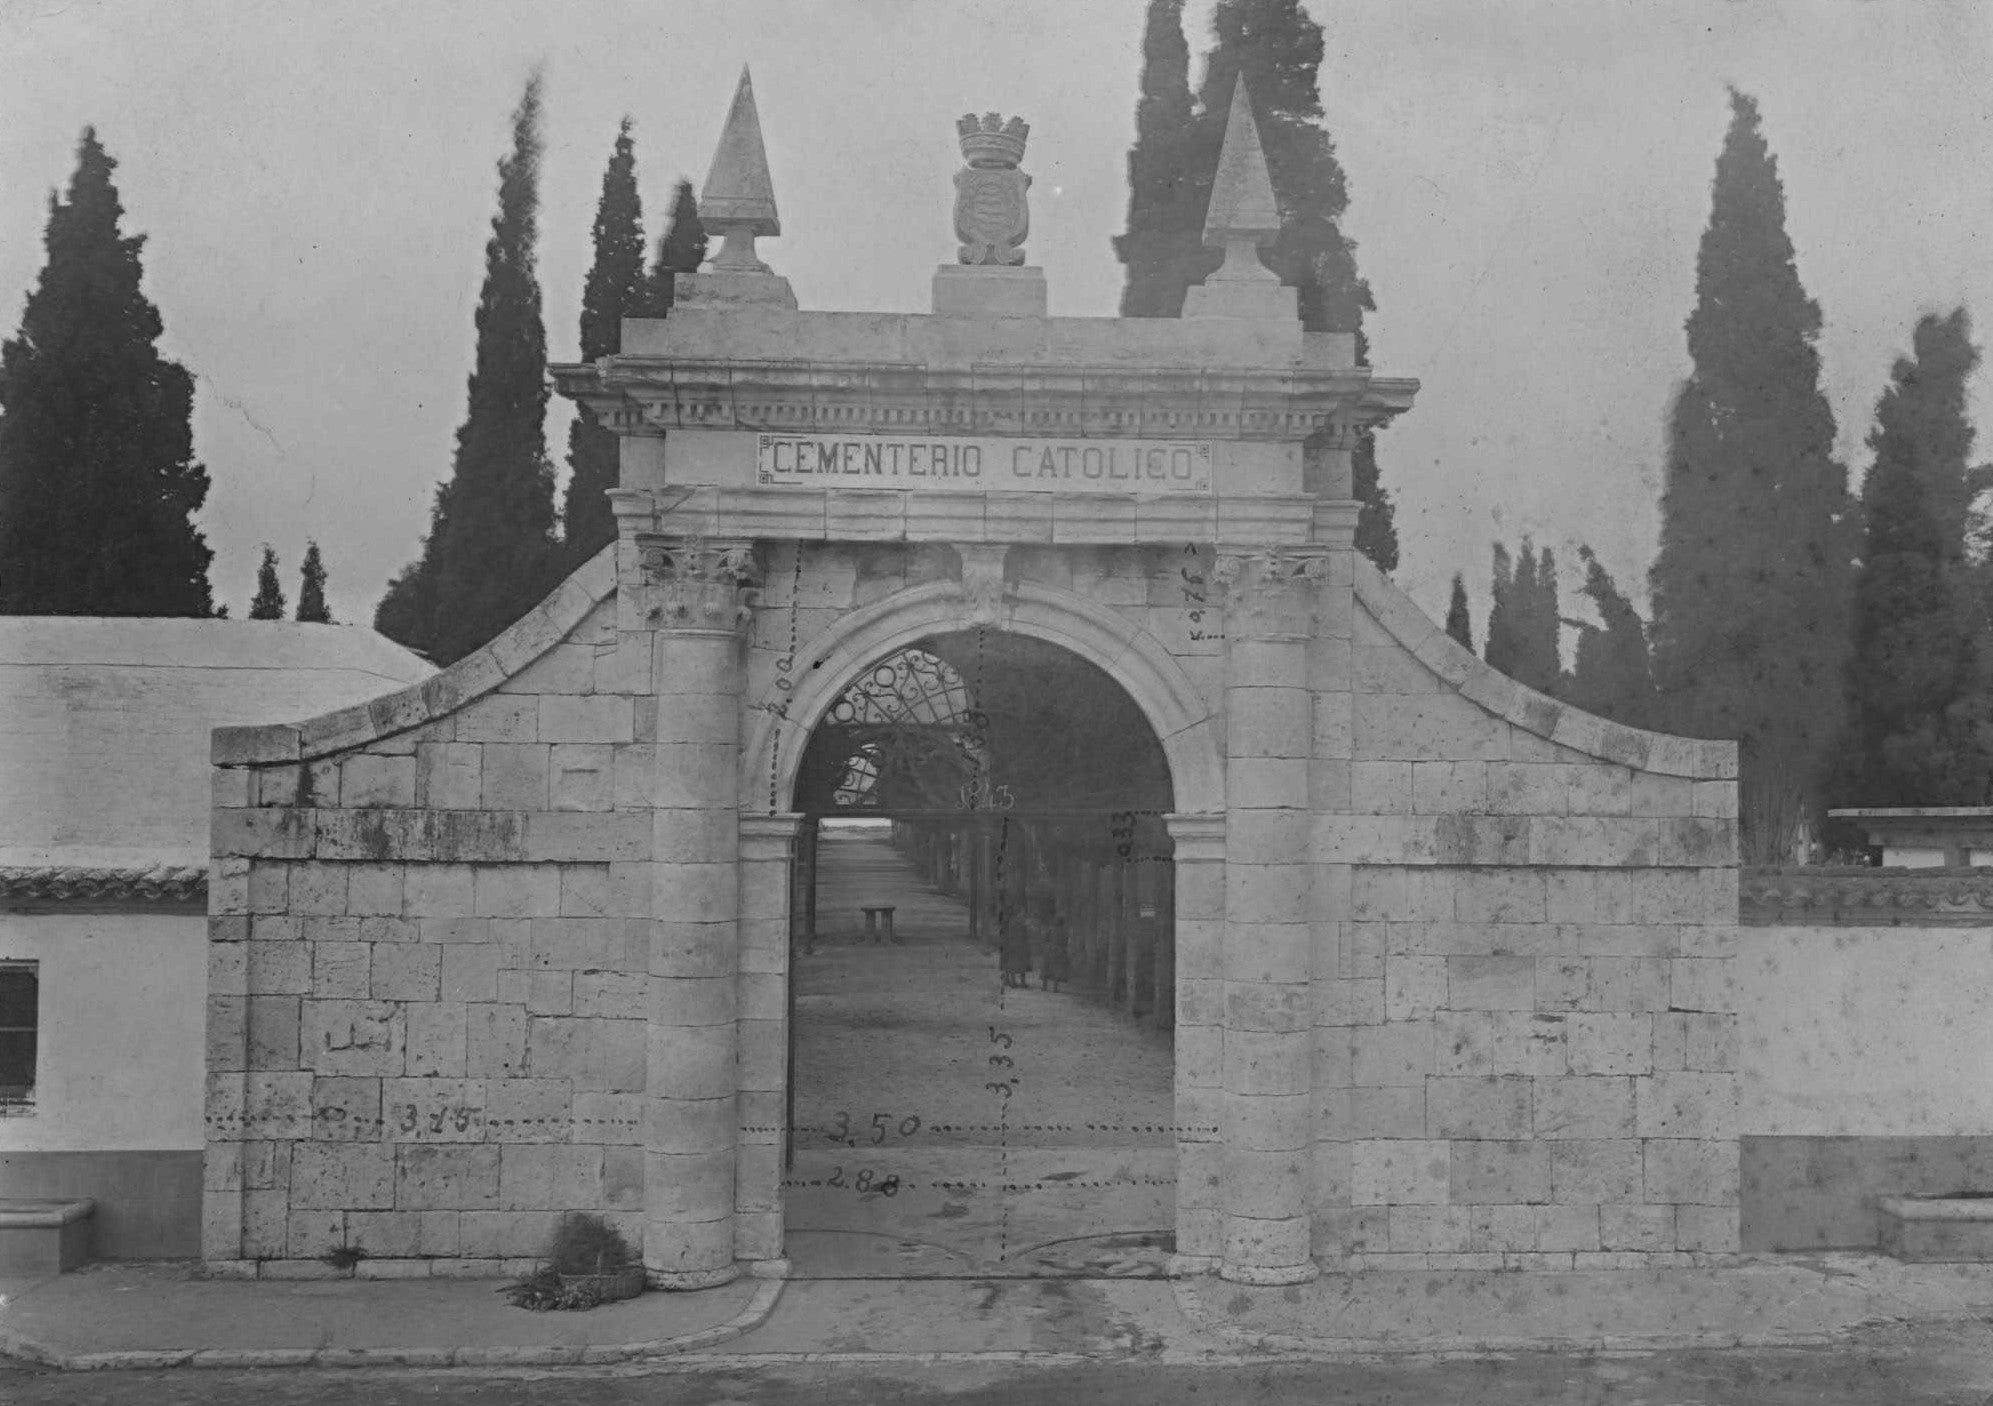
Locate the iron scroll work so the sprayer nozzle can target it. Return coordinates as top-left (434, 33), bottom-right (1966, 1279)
top-left (789, 632), bottom-right (1174, 822)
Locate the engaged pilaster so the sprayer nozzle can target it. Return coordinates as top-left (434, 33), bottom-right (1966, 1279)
top-left (640, 538), bottom-right (758, 1289)
top-left (735, 812), bottom-right (802, 1273)
top-left (1214, 549), bottom-right (1325, 1284)
top-left (1166, 812), bottom-right (1227, 1274)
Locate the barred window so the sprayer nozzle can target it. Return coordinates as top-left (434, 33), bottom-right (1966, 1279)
top-left (0, 963), bottom-right (36, 1104)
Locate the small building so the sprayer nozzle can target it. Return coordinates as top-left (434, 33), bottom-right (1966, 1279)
top-left (1828, 808), bottom-right (1993, 868)
top-left (0, 617), bottom-right (430, 1258)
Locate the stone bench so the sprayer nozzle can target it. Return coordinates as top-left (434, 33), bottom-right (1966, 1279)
top-left (0, 1198), bottom-right (94, 1274)
top-left (1878, 1194), bottom-right (1993, 1262)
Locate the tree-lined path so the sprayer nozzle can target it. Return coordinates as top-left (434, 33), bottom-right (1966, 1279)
top-left (786, 824), bottom-right (1175, 1278)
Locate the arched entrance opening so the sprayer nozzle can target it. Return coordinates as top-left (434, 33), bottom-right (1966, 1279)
top-left (782, 628), bottom-right (1179, 1278)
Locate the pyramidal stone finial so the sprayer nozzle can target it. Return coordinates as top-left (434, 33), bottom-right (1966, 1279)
top-left (1183, 76), bottom-right (1295, 322)
top-left (682, 65), bottom-right (797, 309)
top-left (702, 67), bottom-right (780, 270)
top-left (1202, 77), bottom-right (1281, 246)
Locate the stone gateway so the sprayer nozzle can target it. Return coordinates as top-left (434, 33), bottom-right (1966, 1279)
top-left (203, 76), bottom-right (1739, 1289)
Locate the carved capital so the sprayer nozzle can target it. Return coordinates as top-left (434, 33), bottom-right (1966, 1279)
top-left (955, 544), bottom-right (1013, 625)
top-left (634, 535), bottom-right (760, 632)
top-left (1216, 549), bottom-right (1332, 640)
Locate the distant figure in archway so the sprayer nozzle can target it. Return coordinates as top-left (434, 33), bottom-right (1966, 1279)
top-left (999, 911), bottom-right (1032, 988)
top-left (1040, 914), bottom-right (1070, 993)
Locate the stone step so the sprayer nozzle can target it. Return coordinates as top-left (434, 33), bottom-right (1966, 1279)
top-left (0, 1197), bottom-right (94, 1274)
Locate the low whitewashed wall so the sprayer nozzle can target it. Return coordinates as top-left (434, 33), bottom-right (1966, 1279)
top-left (1739, 926), bottom-right (1993, 1137)
top-left (1737, 922), bottom-right (1993, 1249)
top-left (0, 911), bottom-right (207, 1151)
top-left (0, 909), bottom-right (207, 1257)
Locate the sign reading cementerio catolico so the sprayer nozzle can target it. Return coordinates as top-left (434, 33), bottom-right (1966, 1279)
top-left (755, 433), bottom-right (1214, 494)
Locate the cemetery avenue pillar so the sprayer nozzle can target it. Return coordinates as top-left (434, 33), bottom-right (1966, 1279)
top-left (635, 537), bottom-right (757, 1289)
top-left (1215, 550), bottom-right (1324, 1284)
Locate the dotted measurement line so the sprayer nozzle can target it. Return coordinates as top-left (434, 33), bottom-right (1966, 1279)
top-left (740, 1125), bottom-right (1215, 1136)
top-left (766, 542), bottom-right (804, 815)
top-left (781, 1177), bottom-right (1178, 1192)
top-left (206, 1116), bottom-right (642, 1131)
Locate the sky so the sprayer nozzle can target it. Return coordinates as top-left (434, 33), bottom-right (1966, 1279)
top-left (1, 0), bottom-right (1989, 633)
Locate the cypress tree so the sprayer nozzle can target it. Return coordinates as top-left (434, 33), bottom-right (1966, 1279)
top-left (376, 74), bottom-right (556, 664)
top-left (1112, 0), bottom-right (1397, 569)
top-left (250, 545), bottom-right (285, 619)
top-left (1113, 0), bottom-right (1201, 319)
top-left (1444, 572), bottom-right (1473, 652)
top-left (1843, 309), bottom-right (1993, 805)
top-left (0, 129), bottom-right (214, 617)
top-left (562, 118), bottom-right (647, 568)
top-left (1647, 90), bottom-right (1855, 861)
top-left (1564, 546), bottom-right (1653, 728)
top-left (296, 539), bottom-right (331, 623)
top-left (637, 179), bottom-right (707, 319)
top-left (1521, 541), bottom-right (1562, 695)
top-left (1485, 543), bottom-right (1519, 680)
top-left (1485, 538), bottom-right (1560, 695)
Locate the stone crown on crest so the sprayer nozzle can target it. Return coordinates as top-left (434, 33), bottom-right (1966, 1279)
top-left (957, 112), bottom-right (1030, 168)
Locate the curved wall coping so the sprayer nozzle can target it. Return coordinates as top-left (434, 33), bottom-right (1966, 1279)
top-left (209, 543), bottom-right (1738, 786)
top-left (738, 576), bottom-right (1225, 816)
top-left (1351, 556), bottom-right (1736, 781)
top-left (212, 546), bottom-right (619, 767)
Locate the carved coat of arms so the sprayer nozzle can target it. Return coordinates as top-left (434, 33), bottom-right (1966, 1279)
top-left (954, 112), bottom-right (1031, 266)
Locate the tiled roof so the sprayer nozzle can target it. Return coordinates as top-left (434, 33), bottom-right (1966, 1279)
top-left (0, 864), bottom-right (207, 906)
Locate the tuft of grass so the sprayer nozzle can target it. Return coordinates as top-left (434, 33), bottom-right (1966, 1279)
top-left (320, 1244), bottom-right (366, 1272)
top-left (544, 1212), bottom-right (634, 1277)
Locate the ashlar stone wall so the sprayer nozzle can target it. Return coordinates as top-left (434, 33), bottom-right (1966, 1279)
top-left (207, 528), bottom-right (1740, 1284)
top-left (205, 548), bottom-right (657, 1279)
top-left (1316, 562), bottom-right (1739, 1270)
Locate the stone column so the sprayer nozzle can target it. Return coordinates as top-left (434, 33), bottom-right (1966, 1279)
top-left (1213, 549), bottom-right (1323, 1285)
top-left (1166, 812), bottom-right (1226, 1272)
top-left (638, 537), bottom-right (757, 1290)
top-left (736, 813), bottom-right (800, 1273)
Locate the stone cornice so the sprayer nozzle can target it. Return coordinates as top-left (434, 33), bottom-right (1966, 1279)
top-left (1741, 865), bottom-right (1993, 927)
top-left (553, 357), bottom-right (1419, 445)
